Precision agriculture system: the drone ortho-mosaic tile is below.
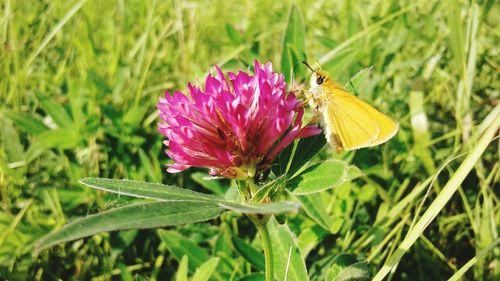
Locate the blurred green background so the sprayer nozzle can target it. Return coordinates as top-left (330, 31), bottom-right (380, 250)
top-left (0, 0), bottom-right (498, 280)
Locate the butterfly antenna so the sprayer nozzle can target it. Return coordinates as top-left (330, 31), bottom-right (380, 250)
top-left (302, 61), bottom-right (317, 74)
top-left (315, 59), bottom-right (322, 70)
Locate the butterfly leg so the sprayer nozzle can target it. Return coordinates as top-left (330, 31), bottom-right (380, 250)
top-left (303, 92), bottom-right (312, 105)
top-left (308, 111), bottom-right (321, 125)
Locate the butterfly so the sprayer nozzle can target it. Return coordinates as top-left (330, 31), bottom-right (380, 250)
top-left (302, 62), bottom-right (399, 152)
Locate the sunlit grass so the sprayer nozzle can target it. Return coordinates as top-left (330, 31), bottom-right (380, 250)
top-left (0, 0), bottom-right (498, 280)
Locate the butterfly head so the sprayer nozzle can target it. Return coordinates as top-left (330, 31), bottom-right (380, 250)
top-left (302, 61), bottom-right (330, 97)
top-left (309, 70), bottom-right (330, 87)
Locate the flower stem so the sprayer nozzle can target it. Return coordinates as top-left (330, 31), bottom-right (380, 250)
top-left (250, 215), bottom-right (274, 281)
top-left (247, 176), bottom-right (259, 196)
top-left (246, 177), bottom-right (273, 280)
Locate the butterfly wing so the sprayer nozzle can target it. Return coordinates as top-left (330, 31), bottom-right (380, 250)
top-left (357, 95), bottom-right (399, 145)
top-left (323, 88), bottom-right (398, 151)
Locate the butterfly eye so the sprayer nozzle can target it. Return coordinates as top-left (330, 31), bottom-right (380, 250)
top-left (316, 76), bottom-right (324, 85)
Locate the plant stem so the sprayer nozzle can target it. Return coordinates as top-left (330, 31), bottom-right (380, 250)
top-left (246, 177), bottom-right (273, 280)
top-left (247, 176), bottom-right (259, 196)
top-left (250, 215), bottom-right (274, 281)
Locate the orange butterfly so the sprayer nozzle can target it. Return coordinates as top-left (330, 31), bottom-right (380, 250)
top-left (303, 62), bottom-right (398, 152)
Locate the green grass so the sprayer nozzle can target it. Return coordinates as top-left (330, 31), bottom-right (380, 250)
top-left (1, 0), bottom-right (499, 280)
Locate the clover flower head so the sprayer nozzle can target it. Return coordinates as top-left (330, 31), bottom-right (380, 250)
top-left (158, 60), bottom-right (320, 179)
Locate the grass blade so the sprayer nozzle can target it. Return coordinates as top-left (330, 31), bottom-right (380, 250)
top-left (25, 0), bottom-right (88, 67)
top-left (319, 4), bottom-right (415, 65)
top-left (373, 107), bottom-right (500, 281)
top-left (281, 4), bottom-right (306, 84)
top-left (447, 238), bottom-right (499, 281)
top-left (231, 236), bottom-right (265, 271)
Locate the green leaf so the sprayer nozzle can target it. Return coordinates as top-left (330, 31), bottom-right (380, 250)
top-left (192, 257), bottom-right (220, 281)
top-left (175, 255), bottom-right (189, 281)
top-left (281, 4), bottom-right (306, 84)
top-left (219, 201), bottom-right (299, 214)
top-left (231, 236), bottom-right (265, 271)
top-left (123, 105), bottom-right (148, 127)
top-left (214, 230), bottom-right (232, 257)
top-left (480, 0), bottom-right (495, 25)
top-left (325, 254), bottom-right (370, 281)
top-left (36, 94), bottom-right (75, 129)
top-left (357, 184), bottom-right (377, 203)
top-left (294, 193), bottom-right (332, 231)
top-left (118, 262), bottom-right (134, 281)
top-left (327, 263), bottom-right (371, 281)
top-left (157, 230), bottom-right (210, 272)
top-left (288, 135), bottom-right (327, 177)
top-left (37, 128), bottom-right (79, 149)
top-left (36, 201), bottom-right (221, 252)
top-left (273, 134), bottom-right (326, 178)
top-left (1, 120), bottom-right (25, 166)
top-left (138, 148), bottom-right (162, 182)
top-left (226, 24), bottom-right (243, 44)
top-left (297, 225), bottom-right (328, 257)
top-left (344, 67), bottom-right (373, 95)
top-left (80, 178), bottom-right (299, 214)
top-left (4, 110), bottom-right (49, 135)
top-left (447, 2), bottom-right (466, 75)
top-left (111, 230), bottom-right (138, 255)
top-left (324, 254), bottom-right (355, 279)
top-left (79, 178), bottom-right (221, 202)
top-left (289, 160), bottom-right (362, 195)
top-left (316, 35), bottom-right (339, 49)
top-left (251, 177), bottom-right (283, 203)
top-left (267, 217), bottom-right (309, 281)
